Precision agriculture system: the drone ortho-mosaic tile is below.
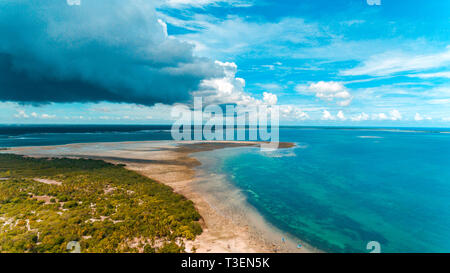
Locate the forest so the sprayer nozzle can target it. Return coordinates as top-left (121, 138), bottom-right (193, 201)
top-left (0, 154), bottom-right (202, 253)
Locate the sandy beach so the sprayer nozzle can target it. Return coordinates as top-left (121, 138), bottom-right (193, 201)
top-left (3, 140), bottom-right (315, 253)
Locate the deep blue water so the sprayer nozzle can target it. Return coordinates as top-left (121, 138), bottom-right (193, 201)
top-left (1, 125), bottom-right (450, 252)
top-left (0, 125), bottom-right (174, 147)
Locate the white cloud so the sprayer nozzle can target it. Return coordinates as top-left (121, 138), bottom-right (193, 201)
top-left (41, 114), bottom-right (56, 119)
top-left (295, 111), bottom-right (310, 121)
top-left (14, 110), bottom-right (56, 119)
top-left (296, 81), bottom-right (352, 106)
top-left (194, 61), bottom-right (250, 105)
top-left (389, 109), bottom-right (402, 121)
top-left (372, 113), bottom-right (389, 121)
top-left (408, 71), bottom-right (450, 79)
top-left (341, 47), bottom-right (450, 76)
top-left (350, 112), bottom-right (369, 122)
top-left (263, 92), bottom-right (278, 105)
top-left (337, 110), bottom-right (346, 121)
top-left (414, 113), bottom-right (424, 121)
top-left (163, 0), bottom-right (252, 8)
top-left (280, 105), bottom-right (310, 121)
top-left (371, 110), bottom-right (402, 121)
top-left (157, 19), bottom-right (168, 38)
top-left (194, 61), bottom-right (279, 107)
top-left (170, 16), bottom-right (324, 58)
top-left (319, 110), bottom-right (347, 121)
top-left (14, 110), bottom-right (29, 119)
top-left (321, 110), bottom-right (335, 120)
top-left (414, 113), bottom-right (432, 121)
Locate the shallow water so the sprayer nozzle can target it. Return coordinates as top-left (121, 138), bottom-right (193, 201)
top-left (195, 128), bottom-right (450, 252)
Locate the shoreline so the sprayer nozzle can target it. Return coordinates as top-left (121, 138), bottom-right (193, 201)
top-left (2, 140), bottom-right (315, 253)
top-left (189, 148), bottom-right (317, 253)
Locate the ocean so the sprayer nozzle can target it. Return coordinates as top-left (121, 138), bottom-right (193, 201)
top-left (1, 125), bottom-right (450, 252)
top-left (0, 125), bottom-right (174, 147)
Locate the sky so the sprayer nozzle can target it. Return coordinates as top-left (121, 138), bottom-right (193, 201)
top-left (1, 0), bottom-right (450, 126)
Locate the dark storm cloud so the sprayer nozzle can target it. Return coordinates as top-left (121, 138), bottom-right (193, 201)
top-left (0, 0), bottom-right (224, 106)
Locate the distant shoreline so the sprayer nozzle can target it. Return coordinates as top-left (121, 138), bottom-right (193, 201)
top-left (2, 140), bottom-right (315, 253)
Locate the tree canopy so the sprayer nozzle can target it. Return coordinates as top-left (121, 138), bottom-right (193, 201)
top-left (0, 154), bottom-right (202, 253)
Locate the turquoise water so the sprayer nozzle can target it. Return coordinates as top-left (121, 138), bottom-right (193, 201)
top-left (2, 125), bottom-right (450, 252)
top-left (202, 128), bottom-right (450, 253)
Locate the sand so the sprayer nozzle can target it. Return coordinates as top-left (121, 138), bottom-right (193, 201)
top-left (3, 140), bottom-right (316, 253)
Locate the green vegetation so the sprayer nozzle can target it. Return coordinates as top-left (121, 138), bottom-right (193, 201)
top-left (0, 154), bottom-right (202, 253)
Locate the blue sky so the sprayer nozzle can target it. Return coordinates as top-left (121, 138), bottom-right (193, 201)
top-left (1, 0), bottom-right (450, 126)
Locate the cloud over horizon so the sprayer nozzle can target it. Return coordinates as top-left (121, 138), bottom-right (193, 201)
top-left (296, 81), bottom-right (352, 107)
top-left (0, 0), bottom-right (224, 106)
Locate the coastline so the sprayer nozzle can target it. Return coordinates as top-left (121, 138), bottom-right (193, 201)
top-left (189, 148), bottom-right (317, 253)
top-left (2, 140), bottom-right (315, 253)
